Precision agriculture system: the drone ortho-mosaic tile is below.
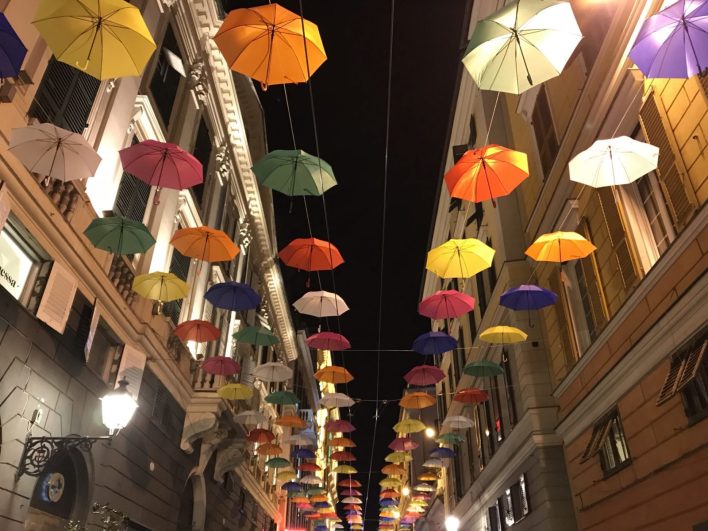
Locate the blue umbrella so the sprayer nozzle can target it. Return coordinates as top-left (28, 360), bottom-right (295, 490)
top-left (205, 281), bottom-right (260, 311)
top-left (411, 331), bottom-right (457, 356)
top-left (314, 501), bottom-right (331, 509)
top-left (500, 284), bottom-right (557, 326)
top-left (0, 14), bottom-right (26, 78)
top-left (430, 447), bottom-right (456, 459)
top-left (294, 448), bottom-right (316, 459)
top-left (380, 498), bottom-right (397, 507)
top-left (281, 481), bottom-right (302, 492)
top-left (315, 527), bottom-right (328, 531)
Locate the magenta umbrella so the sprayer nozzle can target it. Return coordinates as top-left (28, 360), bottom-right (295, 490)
top-left (119, 140), bottom-right (203, 204)
top-left (201, 356), bottom-right (240, 376)
top-left (389, 437), bottom-right (419, 452)
top-left (404, 365), bottom-right (445, 386)
top-left (325, 419), bottom-right (356, 433)
top-left (306, 331), bottom-right (351, 351)
top-left (418, 289), bottom-right (475, 319)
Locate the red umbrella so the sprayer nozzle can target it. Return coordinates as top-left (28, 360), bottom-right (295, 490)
top-left (403, 365), bottom-right (445, 386)
top-left (246, 428), bottom-right (275, 444)
top-left (341, 489), bottom-right (363, 496)
top-left (201, 356), bottom-right (240, 375)
top-left (339, 479), bottom-right (362, 488)
top-left (325, 419), bottom-right (356, 433)
top-left (331, 451), bottom-right (356, 462)
top-left (278, 237), bottom-right (344, 271)
top-left (298, 462), bottom-right (321, 472)
top-left (418, 290), bottom-right (475, 320)
top-left (173, 319), bottom-right (220, 343)
top-left (388, 437), bottom-right (419, 452)
top-left (454, 387), bottom-right (489, 404)
top-left (306, 331), bottom-right (351, 351)
top-left (379, 489), bottom-right (400, 498)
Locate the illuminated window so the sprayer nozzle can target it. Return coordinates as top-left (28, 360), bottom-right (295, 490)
top-left (0, 216), bottom-right (48, 307)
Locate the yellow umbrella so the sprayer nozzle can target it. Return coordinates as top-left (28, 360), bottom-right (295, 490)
top-left (393, 418), bottom-right (426, 434)
top-left (217, 383), bottom-right (254, 401)
top-left (399, 392), bottom-right (436, 410)
top-left (385, 452), bottom-right (413, 464)
top-left (379, 477), bottom-right (402, 488)
top-left (525, 231), bottom-right (596, 263)
top-left (132, 272), bottom-right (188, 302)
top-left (418, 472), bottom-right (439, 482)
top-left (426, 238), bottom-right (495, 278)
top-left (33, 0), bottom-right (156, 80)
top-left (479, 326), bottom-right (528, 344)
top-left (381, 464), bottom-right (406, 476)
top-left (333, 465), bottom-right (357, 474)
top-left (314, 365), bottom-right (354, 384)
top-left (277, 470), bottom-right (297, 482)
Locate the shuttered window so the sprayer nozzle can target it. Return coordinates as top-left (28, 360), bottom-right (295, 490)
top-left (28, 57), bottom-right (100, 134)
top-left (532, 86), bottom-right (559, 177)
top-left (657, 340), bottom-right (707, 405)
top-left (581, 408), bottom-right (630, 475)
top-left (114, 137), bottom-right (151, 222)
top-left (548, 273), bottom-right (578, 369)
top-left (576, 217), bottom-right (608, 338)
top-left (597, 188), bottom-right (640, 291)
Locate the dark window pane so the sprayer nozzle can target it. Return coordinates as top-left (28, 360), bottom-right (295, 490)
top-left (190, 116), bottom-right (212, 206)
top-left (532, 87), bottom-right (559, 177)
top-left (150, 23), bottom-right (182, 128)
top-left (114, 137), bottom-right (152, 222)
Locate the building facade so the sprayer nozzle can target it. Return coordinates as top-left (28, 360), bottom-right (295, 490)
top-left (0, 1), bottom-right (320, 529)
top-left (426, 0), bottom-right (707, 530)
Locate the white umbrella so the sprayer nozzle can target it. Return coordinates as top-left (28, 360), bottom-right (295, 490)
top-left (569, 136), bottom-right (660, 188)
top-left (422, 458), bottom-right (446, 469)
top-left (252, 362), bottom-right (293, 383)
top-left (233, 409), bottom-right (268, 424)
top-left (462, 0), bottom-right (582, 94)
top-left (300, 474), bottom-right (322, 485)
top-left (8, 123), bottom-right (101, 182)
top-left (442, 415), bottom-right (474, 429)
top-left (293, 290), bottom-right (349, 317)
top-left (341, 496), bottom-right (362, 504)
top-left (286, 433), bottom-right (317, 446)
top-left (320, 392), bottom-right (355, 409)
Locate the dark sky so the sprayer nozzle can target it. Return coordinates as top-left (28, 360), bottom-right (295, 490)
top-left (226, 0), bottom-right (471, 525)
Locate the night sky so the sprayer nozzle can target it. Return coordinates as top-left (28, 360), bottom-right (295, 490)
top-left (225, 0), bottom-right (471, 524)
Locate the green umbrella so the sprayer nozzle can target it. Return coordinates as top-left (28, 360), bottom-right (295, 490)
top-left (265, 457), bottom-right (291, 469)
top-left (84, 216), bottom-right (155, 255)
top-left (233, 325), bottom-right (280, 347)
top-left (252, 149), bottom-right (337, 197)
top-left (437, 433), bottom-right (465, 445)
top-left (265, 390), bottom-right (300, 405)
top-left (306, 487), bottom-right (326, 496)
top-left (463, 360), bottom-right (503, 377)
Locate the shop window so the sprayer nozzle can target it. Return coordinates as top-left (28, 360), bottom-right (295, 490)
top-left (63, 290), bottom-right (93, 354)
top-left (150, 23), bottom-right (185, 129)
top-left (87, 318), bottom-right (122, 385)
top-left (114, 137), bottom-right (152, 223)
top-left (657, 338), bottom-right (708, 420)
top-left (532, 86), bottom-right (558, 178)
top-left (581, 408), bottom-right (631, 475)
top-left (0, 215), bottom-right (49, 307)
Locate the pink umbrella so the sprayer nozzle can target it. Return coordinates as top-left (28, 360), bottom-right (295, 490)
top-left (119, 140), bottom-right (203, 204)
top-left (404, 365), bottom-right (445, 386)
top-left (418, 290), bottom-right (475, 319)
top-left (325, 419), bottom-right (356, 433)
top-left (388, 437), bottom-right (419, 452)
top-left (341, 489), bottom-right (363, 496)
top-left (306, 331), bottom-right (351, 351)
top-left (201, 356), bottom-right (240, 376)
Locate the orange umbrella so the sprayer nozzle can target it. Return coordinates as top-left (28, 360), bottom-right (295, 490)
top-left (314, 365), bottom-right (353, 384)
top-left (309, 494), bottom-right (328, 502)
top-left (173, 319), bottom-right (220, 343)
top-left (256, 443), bottom-right (282, 456)
top-left (279, 237), bottom-right (344, 271)
top-left (525, 231), bottom-right (596, 263)
top-left (399, 392), bottom-right (436, 410)
top-left (170, 226), bottom-right (239, 262)
top-left (381, 464), bottom-right (406, 476)
top-left (418, 472), bottom-right (439, 482)
top-left (275, 414), bottom-right (307, 429)
top-left (445, 144), bottom-right (529, 205)
top-left (291, 496), bottom-right (309, 504)
top-left (330, 437), bottom-right (356, 448)
top-left (298, 462), bottom-right (321, 472)
top-left (214, 3), bottom-right (326, 90)
top-left (379, 489), bottom-right (400, 498)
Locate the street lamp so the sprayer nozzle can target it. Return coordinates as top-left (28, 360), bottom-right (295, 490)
top-left (425, 427), bottom-right (436, 438)
top-left (445, 515), bottom-right (461, 531)
top-left (15, 379), bottom-right (137, 480)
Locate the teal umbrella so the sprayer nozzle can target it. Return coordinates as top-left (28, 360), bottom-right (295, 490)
top-left (265, 390), bottom-right (299, 405)
top-left (463, 360), bottom-right (503, 377)
top-left (265, 457), bottom-right (291, 468)
top-left (233, 325), bottom-right (280, 346)
top-left (252, 149), bottom-right (337, 196)
top-left (84, 216), bottom-right (155, 255)
top-left (437, 433), bottom-right (464, 445)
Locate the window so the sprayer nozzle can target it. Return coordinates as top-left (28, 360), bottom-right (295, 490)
top-left (87, 318), bottom-right (122, 384)
top-left (581, 408), bottom-right (631, 475)
top-left (494, 475), bottom-right (531, 527)
top-left (657, 338), bottom-right (708, 420)
top-left (487, 499), bottom-right (505, 531)
top-left (501, 351), bottom-right (518, 427)
top-left (532, 86), bottom-right (559, 177)
top-left (63, 290), bottom-right (94, 353)
top-left (636, 172), bottom-right (675, 256)
top-left (114, 137), bottom-right (152, 222)
top-left (164, 244), bottom-right (191, 325)
top-left (150, 23), bottom-right (184, 129)
top-left (510, 475), bottom-right (530, 521)
top-left (190, 116), bottom-right (213, 208)
top-left (0, 215), bottom-right (49, 307)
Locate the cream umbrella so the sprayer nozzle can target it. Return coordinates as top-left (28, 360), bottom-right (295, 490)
top-left (233, 410), bottom-right (268, 424)
top-left (252, 362), bottom-right (293, 383)
top-left (442, 415), bottom-right (474, 430)
top-left (293, 290), bottom-right (349, 317)
top-left (569, 137), bottom-right (659, 188)
top-left (320, 392), bottom-right (356, 409)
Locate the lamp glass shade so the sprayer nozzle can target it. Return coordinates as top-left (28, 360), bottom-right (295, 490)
top-left (101, 380), bottom-right (138, 434)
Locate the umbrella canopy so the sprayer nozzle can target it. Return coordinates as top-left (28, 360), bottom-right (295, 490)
top-left (293, 290), bottom-right (349, 317)
top-left (119, 140), bottom-right (203, 193)
top-left (257, 443), bottom-right (283, 456)
top-left (437, 432), bottom-right (465, 445)
top-left (411, 331), bottom-right (458, 356)
top-left (279, 237), bottom-right (344, 271)
top-left (0, 13), bottom-right (26, 78)
top-left (214, 3), bottom-right (326, 89)
top-left (454, 388), bottom-right (489, 404)
top-left (330, 437), bottom-right (357, 448)
top-left (393, 419), bottom-right (426, 434)
top-left (341, 496), bottom-right (363, 504)
top-left (217, 383), bottom-right (253, 401)
top-left (315, 365), bottom-right (354, 384)
top-left (462, 0), bottom-right (582, 94)
top-left (426, 238), bottom-right (495, 278)
top-left (444, 145), bottom-right (529, 203)
top-left (252, 362), bottom-right (293, 383)
top-left (281, 480), bottom-right (301, 491)
top-left (300, 474), bottom-right (322, 485)
top-left (233, 409), bottom-right (266, 423)
top-left (629, 0), bottom-right (708, 78)
top-left (404, 365), bottom-right (445, 386)
top-left (379, 477), bottom-right (402, 488)
top-left (430, 447), bottom-right (456, 459)
top-left (132, 272), bottom-right (187, 302)
top-left (331, 451), bottom-right (356, 462)
top-left (293, 448), bottom-right (316, 459)
top-left (278, 471), bottom-right (298, 482)
top-left (464, 360), bottom-right (504, 377)
top-left (480, 325), bottom-right (528, 344)
top-left (252, 149), bottom-right (337, 196)
top-left (9, 123), bottom-right (101, 182)
top-left (338, 479), bottom-right (362, 487)
top-left (379, 489), bottom-right (400, 498)
top-left (569, 137), bottom-right (660, 188)
top-left (399, 392), bottom-right (436, 410)
top-left (265, 390), bottom-right (299, 405)
top-left (265, 457), bottom-right (290, 468)
top-left (170, 226), bottom-right (239, 262)
top-left (205, 281), bottom-right (261, 311)
top-left (333, 465), bottom-right (357, 474)
top-left (381, 464), bottom-right (406, 476)
top-left (418, 290), bottom-right (475, 320)
top-left (525, 231), bottom-right (596, 263)
top-left (202, 356), bottom-right (240, 376)
top-left (325, 419), bottom-right (356, 433)
top-left (287, 433), bottom-right (316, 445)
top-left (298, 462), bottom-right (321, 472)
top-left (33, 0), bottom-right (156, 80)
top-left (246, 428), bottom-right (275, 444)
top-left (418, 472), bottom-right (439, 482)
top-left (422, 458), bottom-right (446, 469)
top-left (442, 415), bottom-right (475, 430)
top-left (500, 284), bottom-right (557, 311)
top-left (321, 393), bottom-right (356, 409)
top-left (389, 437), bottom-right (419, 452)
top-left (173, 319), bottom-right (220, 343)
top-left (84, 216), bottom-right (155, 255)
top-left (413, 483), bottom-right (437, 492)
top-left (233, 326), bottom-right (280, 347)
top-left (342, 489), bottom-right (363, 496)
top-left (306, 332), bottom-right (351, 351)
top-left (275, 415), bottom-right (307, 429)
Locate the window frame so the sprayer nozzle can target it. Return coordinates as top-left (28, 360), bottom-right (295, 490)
top-left (657, 338), bottom-right (708, 421)
top-left (581, 407), bottom-right (631, 477)
top-left (531, 85), bottom-right (559, 179)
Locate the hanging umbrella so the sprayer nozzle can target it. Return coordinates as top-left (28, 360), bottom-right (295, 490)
top-left (294, 448), bottom-right (316, 459)
top-left (202, 356), bottom-right (240, 376)
top-left (418, 290), bottom-right (475, 320)
top-left (444, 145), bottom-right (529, 205)
top-left (287, 433), bottom-right (316, 446)
top-left (464, 360), bottom-right (504, 377)
top-left (298, 462), bottom-right (321, 472)
top-left (330, 437), bottom-right (356, 448)
top-left (247, 428), bottom-right (276, 444)
top-left (321, 393), bottom-right (355, 409)
top-left (233, 325), bottom-right (280, 346)
top-left (84, 216), bottom-right (155, 255)
top-left (253, 149), bottom-right (337, 196)
top-left (315, 365), bottom-right (354, 384)
top-left (341, 496), bottom-right (363, 504)
top-left (569, 137), bottom-right (659, 188)
top-left (170, 226), bottom-right (239, 262)
top-left (333, 465), bottom-right (357, 474)
top-left (437, 432), bottom-right (465, 445)
top-left (275, 415), bottom-right (307, 429)
top-left (306, 332), bottom-right (351, 351)
top-left (205, 281), bottom-right (261, 311)
top-left (422, 458), bottom-right (446, 469)
top-left (9, 123), bottom-right (101, 182)
top-left (278, 471), bottom-right (298, 482)
top-left (418, 472), bottom-right (439, 482)
top-left (252, 362), bottom-right (293, 383)
top-left (453, 388), bottom-right (489, 404)
top-left (233, 409), bottom-right (267, 423)
top-left (430, 447), bottom-right (456, 459)
top-left (442, 416), bottom-right (474, 430)
top-left (393, 419), bottom-right (427, 434)
top-left (379, 478), bottom-right (402, 488)
top-left (381, 464), bottom-right (406, 476)
top-left (279, 237), bottom-right (344, 271)
top-left (379, 489), bottom-right (400, 499)
top-left (313, 501), bottom-right (332, 509)
top-left (426, 238), bottom-right (495, 278)
top-left (310, 494), bottom-right (328, 503)
top-left (265, 457), bottom-right (290, 468)
top-left (217, 383), bottom-right (253, 401)
top-left (403, 365), bottom-right (445, 386)
top-left (33, 0), bottom-right (156, 80)
top-left (342, 489), bottom-right (363, 496)
top-left (630, 0), bottom-right (708, 78)
top-left (281, 481), bottom-right (302, 491)
top-left (399, 392), bottom-right (436, 410)
top-left (132, 272), bottom-right (187, 302)
top-left (338, 479), bottom-right (362, 488)
top-left (500, 284), bottom-right (557, 311)
top-left (300, 474), bottom-right (323, 485)
top-left (525, 232), bottom-right (596, 263)
top-left (214, 3), bottom-right (326, 89)
top-left (265, 390), bottom-right (299, 405)
top-left (325, 419), bottom-right (356, 433)
top-left (0, 13), bottom-right (26, 78)
top-left (293, 290), bottom-right (349, 317)
top-left (413, 483), bottom-right (437, 493)
top-left (462, 0), bottom-right (582, 94)
top-left (173, 320), bottom-right (220, 343)
top-left (411, 331), bottom-right (457, 356)
top-left (388, 437), bottom-right (419, 452)
top-left (480, 326), bottom-right (528, 344)
top-left (306, 487), bottom-right (327, 495)
top-left (331, 451), bottom-right (356, 462)
top-left (257, 443), bottom-right (283, 456)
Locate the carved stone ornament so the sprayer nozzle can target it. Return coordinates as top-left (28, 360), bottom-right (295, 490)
top-left (214, 144), bottom-right (233, 183)
top-left (156, 0), bottom-right (177, 13)
top-left (189, 60), bottom-right (208, 107)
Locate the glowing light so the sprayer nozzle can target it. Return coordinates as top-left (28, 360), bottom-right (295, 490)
top-left (425, 427), bottom-right (436, 438)
top-left (445, 515), bottom-right (461, 531)
top-left (402, 486), bottom-right (411, 496)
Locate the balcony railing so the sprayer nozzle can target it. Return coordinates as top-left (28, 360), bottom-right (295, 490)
top-left (108, 254), bottom-right (136, 306)
top-left (36, 176), bottom-right (81, 222)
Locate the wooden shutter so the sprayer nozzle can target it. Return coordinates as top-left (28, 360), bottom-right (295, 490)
top-left (597, 188), bottom-right (640, 290)
top-left (656, 354), bottom-right (685, 405)
top-left (0, 183), bottom-right (10, 231)
top-left (676, 341), bottom-right (707, 391)
top-left (36, 261), bottom-right (77, 334)
top-left (581, 414), bottom-right (613, 461)
top-left (549, 274), bottom-right (578, 366)
top-left (115, 345), bottom-right (147, 400)
top-left (639, 93), bottom-right (696, 230)
top-left (83, 303), bottom-right (101, 361)
top-left (577, 218), bottom-right (609, 333)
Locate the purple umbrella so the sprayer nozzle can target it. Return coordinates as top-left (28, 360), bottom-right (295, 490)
top-left (205, 281), bottom-right (260, 311)
top-left (294, 448), bottom-right (316, 459)
top-left (281, 481), bottom-right (302, 492)
top-left (430, 447), bottom-right (456, 459)
top-left (0, 13), bottom-right (26, 78)
top-left (500, 284), bottom-right (557, 326)
top-left (412, 331), bottom-right (457, 356)
top-left (629, 0), bottom-right (708, 78)
top-left (380, 498), bottom-right (398, 507)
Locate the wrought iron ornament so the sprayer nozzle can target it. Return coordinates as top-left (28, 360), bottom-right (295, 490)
top-left (15, 435), bottom-right (112, 480)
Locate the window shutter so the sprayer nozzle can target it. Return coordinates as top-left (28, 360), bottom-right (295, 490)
top-left (676, 341), bottom-right (707, 392)
top-left (549, 274), bottom-right (577, 365)
top-left (83, 303), bottom-right (101, 361)
top-left (581, 415), bottom-right (613, 461)
top-left (115, 345), bottom-right (147, 400)
top-left (597, 188), bottom-right (639, 290)
top-left (578, 217), bottom-right (609, 332)
top-left (37, 261), bottom-right (78, 334)
top-left (639, 93), bottom-right (695, 231)
top-left (656, 354), bottom-right (685, 405)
